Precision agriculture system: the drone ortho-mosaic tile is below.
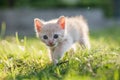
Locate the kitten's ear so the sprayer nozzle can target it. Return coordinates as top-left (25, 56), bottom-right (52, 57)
top-left (57, 16), bottom-right (65, 29)
top-left (34, 18), bottom-right (43, 32)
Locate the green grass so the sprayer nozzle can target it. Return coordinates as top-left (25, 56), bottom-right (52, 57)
top-left (0, 26), bottom-right (120, 80)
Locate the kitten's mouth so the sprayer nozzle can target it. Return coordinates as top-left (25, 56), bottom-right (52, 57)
top-left (47, 44), bottom-right (56, 47)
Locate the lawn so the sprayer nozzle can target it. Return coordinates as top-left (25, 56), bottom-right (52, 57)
top-left (0, 26), bottom-right (120, 80)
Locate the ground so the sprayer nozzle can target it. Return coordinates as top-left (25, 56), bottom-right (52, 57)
top-left (0, 26), bottom-right (120, 80)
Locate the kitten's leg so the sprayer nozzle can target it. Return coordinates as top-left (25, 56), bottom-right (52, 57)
top-left (66, 44), bottom-right (77, 60)
top-left (79, 35), bottom-right (90, 50)
top-left (48, 49), bottom-right (53, 62)
top-left (71, 43), bottom-right (77, 52)
top-left (51, 40), bottom-right (73, 64)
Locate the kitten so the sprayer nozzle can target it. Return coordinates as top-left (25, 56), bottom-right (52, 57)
top-left (34, 16), bottom-right (90, 64)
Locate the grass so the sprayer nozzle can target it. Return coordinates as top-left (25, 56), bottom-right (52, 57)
top-left (0, 26), bottom-right (120, 80)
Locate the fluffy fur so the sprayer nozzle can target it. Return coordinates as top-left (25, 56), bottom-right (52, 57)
top-left (34, 16), bottom-right (90, 64)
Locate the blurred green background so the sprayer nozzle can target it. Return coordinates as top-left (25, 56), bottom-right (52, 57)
top-left (0, 0), bottom-right (120, 18)
top-left (0, 0), bottom-right (120, 36)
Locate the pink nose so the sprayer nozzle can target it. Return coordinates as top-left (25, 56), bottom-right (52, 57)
top-left (49, 41), bottom-right (53, 45)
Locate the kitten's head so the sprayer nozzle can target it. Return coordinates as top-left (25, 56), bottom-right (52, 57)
top-left (34, 16), bottom-right (65, 47)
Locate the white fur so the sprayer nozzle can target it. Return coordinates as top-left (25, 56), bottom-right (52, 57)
top-left (34, 16), bottom-right (90, 64)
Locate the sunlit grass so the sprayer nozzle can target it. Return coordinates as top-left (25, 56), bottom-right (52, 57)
top-left (0, 26), bottom-right (120, 80)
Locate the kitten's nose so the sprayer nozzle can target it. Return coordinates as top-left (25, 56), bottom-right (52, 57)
top-left (48, 40), bottom-right (53, 45)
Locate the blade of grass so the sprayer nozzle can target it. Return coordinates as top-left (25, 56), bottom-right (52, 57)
top-left (0, 22), bottom-right (6, 38)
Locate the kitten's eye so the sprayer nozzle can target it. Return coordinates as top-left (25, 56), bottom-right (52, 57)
top-left (43, 35), bottom-right (48, 39)
top-left (53, 34), bottom-right (58, 39)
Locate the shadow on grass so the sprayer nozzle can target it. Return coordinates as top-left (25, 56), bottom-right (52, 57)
top-left (15, 61), bottom-right (70, 80)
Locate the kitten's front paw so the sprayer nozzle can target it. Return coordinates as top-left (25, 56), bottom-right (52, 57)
top-left (53, 59), bottom-right (59, 65)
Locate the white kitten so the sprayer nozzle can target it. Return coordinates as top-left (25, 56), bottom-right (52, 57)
top-left (34, 16), bottom-right (90, 64)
